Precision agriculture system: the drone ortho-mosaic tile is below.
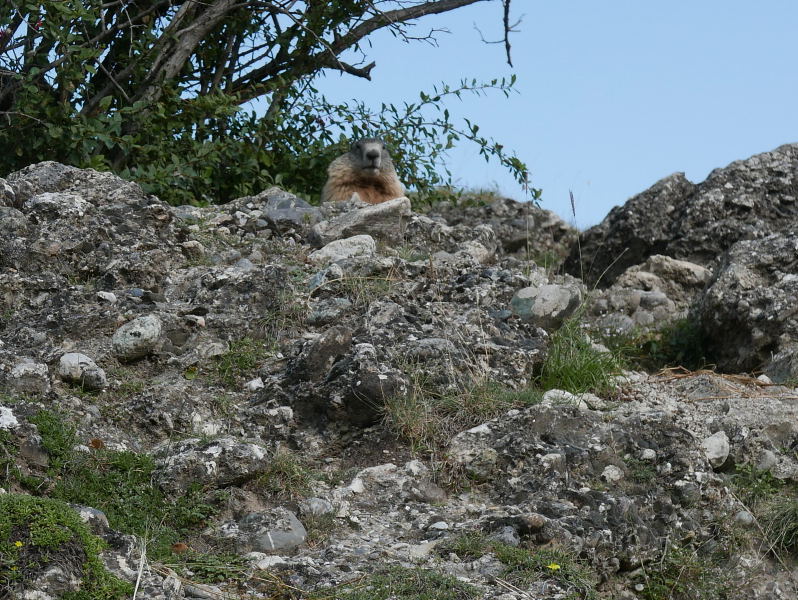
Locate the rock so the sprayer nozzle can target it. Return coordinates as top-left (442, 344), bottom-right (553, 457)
top-left (307, 234), bottom-right (376, 265)
top-left (0, 406), bottom-right (19, 430)
top-left (298, 498), bottom-right (335, 517)
top-left (310, 197), bottom-right (412, 246)
top-left (696, 233), bottom-right (798, 378)
top-left (601, 465), bottom-right (624, 483)
top-left (427, 196), bottom-right (578, 263)
top-left (756, 449), bottom-right (778, 471)
top-left (57, 352), bottom-right (107, 391)
top-left (153, 436), bottom-right (271, 493)
top-left (511, 284), bottom-right (582, 331)
top-left (287, 326), bottom-right (353, 382)
top-left (567, 144), bottom-right (798, 286)
top-left (261, 187), bottom-right (321, 233)
top-left (8, 358), bottom-right (50, 396)
top-left (111, 315), bottom-right (162, 361)
top-left (700, 431), bottom-right (730, 468)
top-left (211, 508), bottom-right (307, 553)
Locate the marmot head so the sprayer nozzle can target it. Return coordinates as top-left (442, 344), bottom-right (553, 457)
top-left (349, 137), bottom-right (391, 176)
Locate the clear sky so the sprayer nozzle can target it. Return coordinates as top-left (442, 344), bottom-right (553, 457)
top-left (313, 1), bottom-right (798, 228)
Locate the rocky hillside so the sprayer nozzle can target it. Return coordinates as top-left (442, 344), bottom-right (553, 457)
top-left (1, 147), bottom-right (797, 600)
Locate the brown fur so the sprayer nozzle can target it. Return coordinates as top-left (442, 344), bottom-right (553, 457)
top-left (321, 138), bottom-right (404, 204)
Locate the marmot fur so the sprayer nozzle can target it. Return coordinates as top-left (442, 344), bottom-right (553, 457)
top-left (321, 137), bottom-right (404, 204)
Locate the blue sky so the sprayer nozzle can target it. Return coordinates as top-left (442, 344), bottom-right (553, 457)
top-left (314, 1), bottom-right (798, 228)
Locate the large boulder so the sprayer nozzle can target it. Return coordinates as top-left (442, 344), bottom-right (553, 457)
top-left (696, 232), bottom-right (798, 381)
top-left (567, 144), bottom-right (798, 286)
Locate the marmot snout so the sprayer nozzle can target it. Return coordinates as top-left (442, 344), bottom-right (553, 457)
top-left (321, 137), bottom-right (405, 205)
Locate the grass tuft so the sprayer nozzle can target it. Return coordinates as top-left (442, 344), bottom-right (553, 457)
top-left (538, 316), bottom-right (623, 395)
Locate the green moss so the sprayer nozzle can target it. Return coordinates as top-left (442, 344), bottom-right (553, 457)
top-left (0, 494), bottom-right (131, 598)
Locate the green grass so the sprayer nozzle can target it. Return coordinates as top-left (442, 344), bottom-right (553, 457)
top-left (257, 449), bottom-right (317, 500)
top-left (214, 337), bottom-right (272, 387)
top-left (25, 410), bottom-right (220, 561)
top-left (538, 316), bottom-right (623, 395)
top-left (762, 496), bottom-right (798, 555)
top-left (602, 317), bottom-right (708, 373)
top-left (639, 544), bottom-right (730, 600)
top-left (320, 566), bottom-right (480, 600)
top-left (439, 532), bottom-right (597, 599)
top-left (162, 550), bottom-right (251, 585)
top-left (383, 380), bottom-right (543, 453)
top-left (0, 494), bottom-right (132, 599)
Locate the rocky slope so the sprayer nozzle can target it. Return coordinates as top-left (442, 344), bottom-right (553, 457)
top-left (1, 147), bottom-right (798, 600)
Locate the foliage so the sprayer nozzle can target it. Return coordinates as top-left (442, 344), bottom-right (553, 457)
top-left (214, 337), bottom-right (272, 387)
top-left (439, 532), bottom-right (597, 599)
top-left (320, 566), bottom-right (480, 600)
top-left (730, 464), bottom-right (798, 557)
top-left (538, 317), bottom-right (624, 395)
top-left (163, 550), bottom-right (251, 585)
top-left (384, 378), bottom-right (542, 453)
top-left (0, 493), bottom-right (131, 599)
top-left (257, 449), bottom-right (317, 500)
top-left (639, 544), bottom-right (730, 600)
top-left (26, 410), bottom-right (219, 561)
top-left (0, 1), bottom-right (533, 205)
top-left (763, 496), bottom-right (798, 555)
top-left (604, 317), bottom-right (708, 372)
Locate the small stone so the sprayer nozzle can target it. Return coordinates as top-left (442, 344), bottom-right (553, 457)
top-left (112, 314), bottom-right (162, 361)
top-left (734, 510), bottom-right (755, 527)
top-left (427, 521), bottom-right (449, 531)
top-left (510, 283), bottom-right (582, 331)
top-left (0, 407), bottom-right (19, 430)
top-left (9, 358), bottom-right (50, 396)
top-left (757, 449), bottom-right (778, 471)
top-left (245, 377), bottom-right (264, 392)
top-left (299, 498), bottom-right (335, 517)
top-left (640, 448), bottom-right (657, 461)
top-left (58, 353), bottom-right (107, 391)
top-left (701, 431), bottom-right (730, 468)
top-left (307, 234), bottom-right (376, 265)
top-left (96, 291), bottom-right (117, 304)
top-left (601, 465), bottom-right (624, 483)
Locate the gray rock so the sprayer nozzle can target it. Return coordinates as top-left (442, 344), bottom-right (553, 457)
top-left (427, 196), bottom-right (578, 263)
top-left (701, 431), bottom-right (730, 468)
top-left (58, 352), bottom-right (107, 391)
top-left (0, 406), bottom-right (19, 430)
top-left (154, 436), bottom-right (271, 493)
top-left (567, 144), bottom-right (798, 286)
top-left (298, 497), bottom-right (335, 517)
top-left (310, 197), bottom-right (411, 246)
top-left (261, 188), bottom-right (321, 232)
top-left (8, 358), bottom-right (50, 395)
top-left (0, 177), bottom-right (15, 207)
top-left (213, 508), bottom-right (307, 553)
top-left (112, 314), bottom-right (162, 361)
top-left (307, 234), bottom-right (376, 265)
top-left (697, 233), bottom-right (798, 378)
top-left (511, 283), bottom-right (582, 331)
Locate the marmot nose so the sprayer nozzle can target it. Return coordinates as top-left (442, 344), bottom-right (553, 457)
top-left (366, 150), bottom-right (380, 161)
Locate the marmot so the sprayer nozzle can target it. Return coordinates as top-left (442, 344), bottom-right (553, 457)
top-left (321, 137), bottom-right (405, 204)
